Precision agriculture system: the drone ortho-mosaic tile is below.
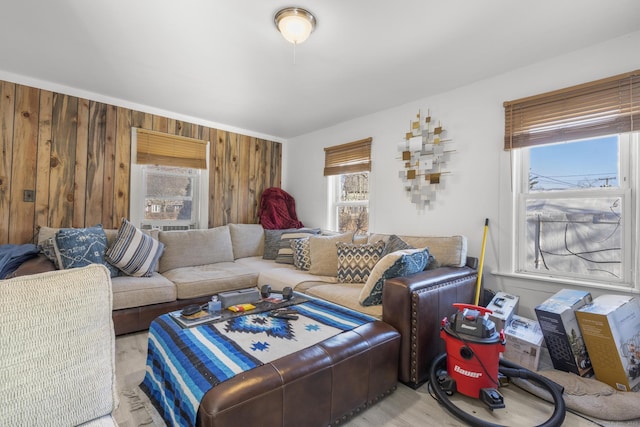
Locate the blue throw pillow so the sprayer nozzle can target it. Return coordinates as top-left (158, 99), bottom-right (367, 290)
top-left (361, 248), bottom-right (430, 306)
top-left (55, 225), bottom-right (119, 277)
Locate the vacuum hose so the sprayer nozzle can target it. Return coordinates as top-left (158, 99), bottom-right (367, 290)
top-left (429, 352), bottom-right (566, 427)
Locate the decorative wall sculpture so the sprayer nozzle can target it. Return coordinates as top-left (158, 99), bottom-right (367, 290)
top-left (398, 109), bottom-right (453, 208)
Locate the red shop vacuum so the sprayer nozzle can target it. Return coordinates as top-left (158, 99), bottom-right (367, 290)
top-left (439, 303), bottom-right (506, 409)
top-left (430, 303), bottom-right (567, 427)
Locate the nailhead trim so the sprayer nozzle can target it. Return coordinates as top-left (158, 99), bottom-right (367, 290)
top-left (328, 385), bottom-right (397, 426)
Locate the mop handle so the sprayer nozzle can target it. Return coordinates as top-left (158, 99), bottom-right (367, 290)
top-left (474, 218), bottom-right (489, 306)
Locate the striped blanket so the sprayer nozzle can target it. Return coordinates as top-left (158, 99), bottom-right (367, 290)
top-left (141, 297), bottom-right (375, 426)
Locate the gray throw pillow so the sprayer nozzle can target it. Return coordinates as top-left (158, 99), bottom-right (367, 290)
top-left (263, 228), bottom-right (320, 260)
top-left (381, 234), bottom-right (414, 257)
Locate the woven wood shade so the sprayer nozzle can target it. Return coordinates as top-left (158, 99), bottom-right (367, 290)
top-left (135, 128), bottom-right (208, 169)
top-left (504, 70), bottom-right (640, 150)
top-left (324, 137), bottom-right (372, 176)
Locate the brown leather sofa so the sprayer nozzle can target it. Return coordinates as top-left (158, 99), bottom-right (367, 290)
top-left (196, 321), bottom-right (400, 427)
top-left (383, 257), bottom-right (478, 388)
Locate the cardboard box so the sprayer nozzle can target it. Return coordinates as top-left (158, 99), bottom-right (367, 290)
top-left (534, 289), bottom-right (593, 377)
top-left (576, 295), bottom-right (640, 391)
top-left (486, 291), bottom-right (519, 331)
top-left (503, 315), bottom-right (544, 371)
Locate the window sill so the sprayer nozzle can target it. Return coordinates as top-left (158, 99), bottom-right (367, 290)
top-left (491, 270), bottom-right (639, 295)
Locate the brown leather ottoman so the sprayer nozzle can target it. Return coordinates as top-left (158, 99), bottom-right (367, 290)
top-left (196, 320), bottom-right (400, 427)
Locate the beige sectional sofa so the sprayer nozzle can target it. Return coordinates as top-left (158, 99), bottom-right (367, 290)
top-left (25, 222), bottom-right (477, 387)
top-left (33, 223), bottom-right (470, 329)
top-left (33, 223), bottom-right (469, 328)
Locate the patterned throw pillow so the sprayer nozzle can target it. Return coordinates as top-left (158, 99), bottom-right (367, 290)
top-left (55, 225), bottom-right (120, 277)
top-left (275, 229), bottom-right (321, 264)
top-left (291, 237), bottom-right (312, 271)
top-left (106, 218), bottom-right (165, 277)
top-left (381, 234), bottom-right (415, 257)
top-left (359, 248), bottom-right (431, 306)
top-left (336, 240), bottom-right (386, 283)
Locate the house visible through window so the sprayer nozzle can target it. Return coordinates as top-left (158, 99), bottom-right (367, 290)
top-left (130, 128), bottom-right (209, 231)
top-left (324, 137), bottom-right (372, 235)
top-left (504, 70), bottom-right (639, 288)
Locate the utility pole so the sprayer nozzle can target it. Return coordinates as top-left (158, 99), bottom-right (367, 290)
top-left (598, 176), bottom-right (616, 187)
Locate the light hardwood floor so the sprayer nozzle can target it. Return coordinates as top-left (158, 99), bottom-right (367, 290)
top-left (114, 331), bottom-right (626, 426)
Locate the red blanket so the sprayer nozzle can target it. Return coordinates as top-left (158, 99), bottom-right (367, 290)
top-left (258, 187), bottom-right (303, 229)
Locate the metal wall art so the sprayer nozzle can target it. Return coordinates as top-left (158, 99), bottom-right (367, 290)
top-left (398, 109), bottom-right (454, 208)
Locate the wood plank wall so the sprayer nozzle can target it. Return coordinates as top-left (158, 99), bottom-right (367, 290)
top-left (0, 80), bottom-right (282, 245)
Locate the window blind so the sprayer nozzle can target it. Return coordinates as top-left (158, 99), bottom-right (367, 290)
top-left (504, 70), bottom-right (640, 150)
top-left (323, 137), bottom-right (372, 176)
top-left (135, 128), bottom-right (208, 169)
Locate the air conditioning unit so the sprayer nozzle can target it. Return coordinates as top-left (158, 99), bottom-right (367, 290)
top-left (140, 224), bottom-right (196, 231)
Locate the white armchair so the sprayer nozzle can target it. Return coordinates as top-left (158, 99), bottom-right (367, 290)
top-left (0, 264), bottom-right (118, 426)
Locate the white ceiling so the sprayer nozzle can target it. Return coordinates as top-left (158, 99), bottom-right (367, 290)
top-left (1, 0), bottom-right (639, 140)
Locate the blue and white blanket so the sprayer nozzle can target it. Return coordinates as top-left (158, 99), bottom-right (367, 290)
top-left (141, 297), bottom-right (375, 426)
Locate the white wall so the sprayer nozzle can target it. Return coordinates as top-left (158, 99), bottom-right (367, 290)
top-left (284, 31), bottom-right (640, 317)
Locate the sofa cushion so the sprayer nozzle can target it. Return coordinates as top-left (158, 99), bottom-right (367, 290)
top-left (336, 240), bottom-right (385, 283)
top-left (105, 218), bottom-right (164, 277)
top-left (369, 233), bottom-right (467, 267)
top-left (359, 248), bottom-right (431, 306)
top-left (162, 262), bottom-right (259, 299)
top-left (111, 272), bottom-right (176, 310)
top-left (291, 237), bottom-right (312, 271)
top-left (158, 226), bottom-right (234, 273)
top-left (257, 267), bottom-right (336, 293)
top-left (229, 223), bottom-right (264, 259)
top-left (55, 225), bottom-right (120, 277)
top-left (234, 256), bottom-right (286, 273)
top-left (263, 228), bottom-right (320, 260)
top-left (308, 232), bottom-right (354, 277)
top-left (304, 283), bottom-right (383, 319)
top-left (275, 229), bottom-right (320, 264)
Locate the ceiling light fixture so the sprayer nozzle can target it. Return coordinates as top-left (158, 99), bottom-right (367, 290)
top-left (274, 7), bottom-right (316, 45)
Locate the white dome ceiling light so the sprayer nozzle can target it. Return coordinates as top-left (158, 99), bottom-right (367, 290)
top-left (274, 7), bottom-right (316, 45)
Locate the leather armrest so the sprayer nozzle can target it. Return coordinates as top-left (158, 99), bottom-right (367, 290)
top-left (5, 254), bottom-right (56, 278)
top-left (382, 265), bottom-right (477, 387)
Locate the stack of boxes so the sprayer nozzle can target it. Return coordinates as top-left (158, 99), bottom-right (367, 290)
top-left (486, 291), bottom-right (545, 371)
top-left (503, 315), bottom-right (544, 371)
top-left (534, 289), bottom-right (593, 377)
top-left (486, 292), bottom-right (519, 332)
top-left (486, 288), bottom-right (640, 392)
top-left (576, 295), bottom-right (640, 391)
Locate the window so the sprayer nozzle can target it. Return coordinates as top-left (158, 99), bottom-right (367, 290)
top-left (130, 128), bottom-right (209, 230)
top-left (504, 70), bottom-right (639, 288)
top-left (515, 135), bottom-right (631, 284)
top-left (324, 137), bottom-right (372, 234)
top-left (329, 173), bottom-right (369, 234)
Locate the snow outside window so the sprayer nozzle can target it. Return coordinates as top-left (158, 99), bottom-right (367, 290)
top-left (513, 133), bottom-right (637, 288)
